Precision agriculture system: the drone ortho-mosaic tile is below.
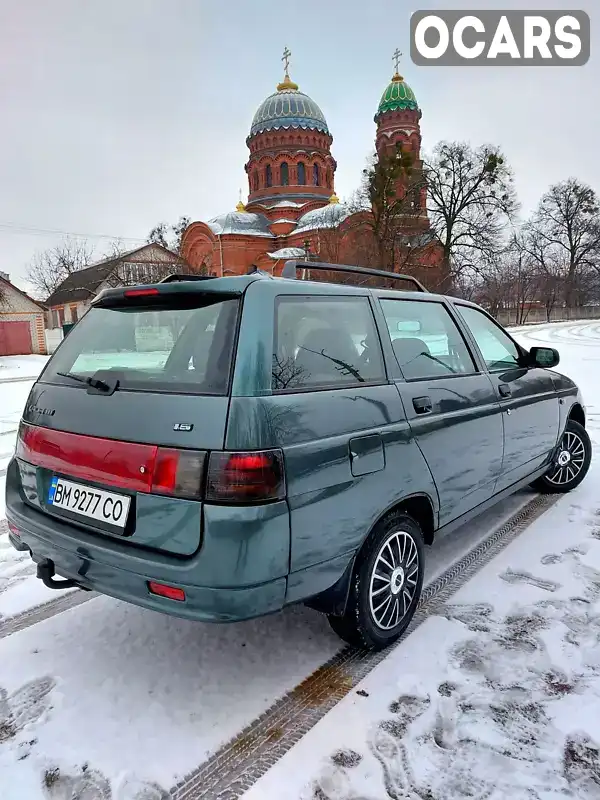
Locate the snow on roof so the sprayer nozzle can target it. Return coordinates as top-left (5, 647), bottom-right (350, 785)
top-left (271, 218), bottom-right (297, 225)
top-left (207, 211), bottom-right (274, 238)
top-left (267, 247), bottom-right (306, 259)
top-left (261, 200), bottom-right (306, 209)
top-left (294, 203), bottom-right (351, 234)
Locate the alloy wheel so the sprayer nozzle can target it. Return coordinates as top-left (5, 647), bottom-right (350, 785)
top-left (546, 430), bottom-right (586, 486)
top-left (369, 529), bottom-right (419, 630)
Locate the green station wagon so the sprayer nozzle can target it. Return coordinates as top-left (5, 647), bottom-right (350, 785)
top-left (5, 262), bottom-right (591, 650)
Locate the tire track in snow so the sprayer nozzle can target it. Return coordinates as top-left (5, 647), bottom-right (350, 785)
top-left (0, 518), bottom-right (98, 637)
top-left (0, 590), bottom-right (97, 638)
top-left (168, 493), bottom-right (560, 800)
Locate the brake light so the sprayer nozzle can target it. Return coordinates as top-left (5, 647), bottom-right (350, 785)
top-left (206, 450), bottom-right (285, 504)
top-left (147, 581), bottom-right (185, 602)
top-left (123, 288), bottom-right (160, 297)
top-left (16, 423), bottom-right (206, 499)
top-left (150, 448), bottom-right (206, 499)
top-left (8, 521), bottom-right (20, 538)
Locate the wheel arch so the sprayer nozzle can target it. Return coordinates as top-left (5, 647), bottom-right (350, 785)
top-left (304, 491), bottom-right (436, 617)
top-left (568, 402), bottom-right (585, 428)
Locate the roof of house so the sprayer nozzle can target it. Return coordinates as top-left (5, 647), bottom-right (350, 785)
top-left (45, 244), bottom-right (185, 307)
top-left (0, 275), bottom-right (46, 312)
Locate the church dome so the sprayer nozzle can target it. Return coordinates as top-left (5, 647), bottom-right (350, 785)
top-left (375, 74), bottom-right (418, 120)
top-left (250, 74), bottom-right (329, 137)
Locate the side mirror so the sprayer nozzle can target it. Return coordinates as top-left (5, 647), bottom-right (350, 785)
top-left (530, 346), bottom-right (559, 369)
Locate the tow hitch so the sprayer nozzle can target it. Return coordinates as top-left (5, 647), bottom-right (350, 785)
top-left (36, 558), bottom-right (89, 591)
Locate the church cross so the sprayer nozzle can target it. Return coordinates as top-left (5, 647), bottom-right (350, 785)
top-left (393, 48), bottom-right (402, 74)
top-left (282, 46), bottom-right (291, 76)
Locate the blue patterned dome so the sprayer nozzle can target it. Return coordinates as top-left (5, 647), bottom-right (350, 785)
top-left (250, 75), bottom-right (329, 137)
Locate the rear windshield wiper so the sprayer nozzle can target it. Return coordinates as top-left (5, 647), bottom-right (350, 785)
top-left (56, 371), bottom-right (112, 392)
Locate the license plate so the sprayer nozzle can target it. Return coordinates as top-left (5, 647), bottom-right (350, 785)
top-left (48, 477), bottom-right (131, 528)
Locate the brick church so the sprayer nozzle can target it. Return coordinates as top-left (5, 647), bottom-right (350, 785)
top-left (181, 50), bottom-right (444, 287)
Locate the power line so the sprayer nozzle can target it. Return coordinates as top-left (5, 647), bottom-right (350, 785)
top-left (0, 220), bottom-right (146, 242)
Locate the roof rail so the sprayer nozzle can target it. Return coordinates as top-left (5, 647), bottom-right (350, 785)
top-left (159, 273), bottom-right (215, 283)
top-left (281, 260), bottom-right (428, 292)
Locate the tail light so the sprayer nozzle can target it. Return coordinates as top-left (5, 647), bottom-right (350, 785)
top-left (147, 581), bottom-right (185, 602)
top-left (16, 422), bottom-right (206, 499)
top-left (16, 422), bottom-right (284, 505)
top-left (124, 288), bottom-right (160, 298)
top-left (150, 448), bottom-right (206, 499)
top-left (206, 450), bottom-right (285, 504)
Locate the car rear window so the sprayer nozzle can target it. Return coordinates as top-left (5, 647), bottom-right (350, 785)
top-left (42, 296), bottom-right (240, 395)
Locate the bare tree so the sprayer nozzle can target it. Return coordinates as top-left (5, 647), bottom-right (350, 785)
top-left (348, 147), bottom-right (426, 272)
top-left (524, 178), bottom-right (600, 311)
top-left (27, 238), bottom-right (95, 299)
top-left (425, 142), bottom-right (519, 288)
top-left (506, 233), bottom-right (542, 325)
top-left (147, 216), bottom-right (191, 255)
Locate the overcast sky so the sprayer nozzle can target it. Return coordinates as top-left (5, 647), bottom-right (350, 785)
top-left (0, 0), bottom-right (597, 290)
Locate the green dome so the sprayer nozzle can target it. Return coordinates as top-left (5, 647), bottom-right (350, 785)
top-left (375, 75), bottom-right (418, 120)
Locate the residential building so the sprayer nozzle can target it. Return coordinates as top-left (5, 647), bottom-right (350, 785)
top-left (45, 243), bottom-right (186, 329)
top-left (0, 272), bottom-right (47, 355)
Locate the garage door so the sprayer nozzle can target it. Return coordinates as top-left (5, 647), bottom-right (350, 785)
top-left (0, 320), bottom-right (32, 355)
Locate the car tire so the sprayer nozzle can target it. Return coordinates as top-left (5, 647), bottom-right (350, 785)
top-left (531, 419), bottom-right (592, 494)
top-left (327, 511), bottom-right (425, 651)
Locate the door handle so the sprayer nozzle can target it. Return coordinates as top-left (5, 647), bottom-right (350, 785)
top-left (413, 396), bottom-right (432, 414)
top-left (498, 383), bottom-right (512, 398)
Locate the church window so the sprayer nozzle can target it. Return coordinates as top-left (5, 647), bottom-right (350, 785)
top-left (265, 164), bottom-right (272, 187)
top-left (313, 164), bottom-right (320, 186)
top-left (252, 170), bottom-right (259, 190)
top-left (280, 162), bottom-right (289, 186)
top-left (297, 161), bottom-right (306, 185)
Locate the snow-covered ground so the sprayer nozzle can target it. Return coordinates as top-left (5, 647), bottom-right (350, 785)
top-left (0, 356), bottom-right (57, 615)
top-left (0, 322), bottom-right (599, 799)
top-left (0, 355), bottom-right (49, 384)
top-left (247, 468), bottom-right (600, 800)
top-left (246, 320), bottom-right (600, 800)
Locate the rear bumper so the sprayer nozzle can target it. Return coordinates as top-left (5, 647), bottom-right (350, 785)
top-left (6, 497), bottom-right (287, 624)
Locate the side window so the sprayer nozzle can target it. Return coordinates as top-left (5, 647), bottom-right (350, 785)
top-left (380, 298), bottom-right (476, 380)
top-left (272, 296), bottom-right (386, 392)
top-left (457, 305), bottom-right (521, 371)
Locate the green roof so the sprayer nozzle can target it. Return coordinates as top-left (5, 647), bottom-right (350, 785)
top-left (375, 75), bottom-right (418, 119)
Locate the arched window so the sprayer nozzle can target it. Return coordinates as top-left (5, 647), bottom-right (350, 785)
top-left (252, 171), bottom-right (259, 191)
top-left (265, 164), bottom-right (272, 187)
top-left (313, 164), bottom-right (320, 186)
top-left (297, 161), bottom-right (306, 185)
top-left (280, 162), bottom-right (289, 186)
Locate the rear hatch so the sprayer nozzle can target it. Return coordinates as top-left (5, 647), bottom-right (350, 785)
top-left (15, 282), bottom-right (241, 556)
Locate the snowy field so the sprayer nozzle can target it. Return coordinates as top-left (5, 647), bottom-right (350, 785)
top-left (0, 321), bottom-right (599, 798)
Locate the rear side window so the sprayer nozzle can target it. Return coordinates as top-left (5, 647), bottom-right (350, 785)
top-left (43, 296), bottom-right (240, 395)
top-left (380, 298), bottom-right (476, 380)
top-left (272, 296), bottom-right (386, 392)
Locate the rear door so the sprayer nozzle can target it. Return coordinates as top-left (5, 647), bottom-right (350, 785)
top-left (225, 285), bottom-right (439, 602)
top-left (375, 294), bottom-right (505, 526)
top-left (454, 303), bottom-right (560, 490)
top-left (19, 286), bottom-right (241, 555)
